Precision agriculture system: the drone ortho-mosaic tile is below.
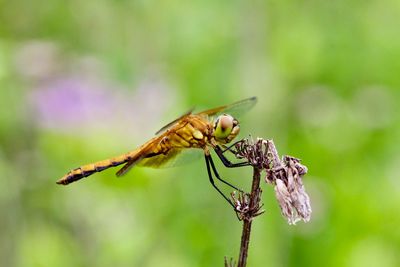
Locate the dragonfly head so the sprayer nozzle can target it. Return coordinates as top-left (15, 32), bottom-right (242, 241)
top-left (213, 114), bottom-right (240, 144)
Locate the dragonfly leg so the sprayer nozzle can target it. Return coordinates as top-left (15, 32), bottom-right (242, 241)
top-left (221, 139), bottom-right (243, 154)
top-left (207, 153), bottom-right (244, 192)
top-left (205, 155), bottom-right (236, 209)
top-left (214, 146), bottom-right (250, 168)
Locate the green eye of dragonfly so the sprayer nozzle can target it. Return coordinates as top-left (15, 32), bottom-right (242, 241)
top-left (214, 114), bottom-right (234, 139)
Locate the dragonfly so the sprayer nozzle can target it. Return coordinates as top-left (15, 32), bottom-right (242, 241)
top-left (57, 97), bottom-right (257, 207)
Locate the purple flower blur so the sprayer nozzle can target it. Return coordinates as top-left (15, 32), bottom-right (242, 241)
top-left (30, 78), bottom-right (114, 129)
top-left (28, 74), bottom-right (176, 136)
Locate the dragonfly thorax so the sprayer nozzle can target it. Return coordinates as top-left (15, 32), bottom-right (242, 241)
top-left (212, 114), bottom-right (240, 144)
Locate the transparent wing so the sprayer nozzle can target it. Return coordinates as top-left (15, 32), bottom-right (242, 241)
top-left (116, 148), bottom-right (204, 176)
top-left (137, 148), bottom-right (203, 168)
top-left (155, 108), bottom-right (194, 135)
top-left (196, 96), bottom-right (257, 119)
top-left (116, 155), bottom-right (145, 176)
top-left (155, 97), bottom-right (257, 136)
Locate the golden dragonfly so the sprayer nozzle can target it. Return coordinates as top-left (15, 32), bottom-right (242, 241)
top-left (57, 97), bottom-right (257, 207)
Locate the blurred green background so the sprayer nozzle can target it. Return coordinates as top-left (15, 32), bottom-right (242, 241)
top-left (1, 0), bottom-right (399, 266)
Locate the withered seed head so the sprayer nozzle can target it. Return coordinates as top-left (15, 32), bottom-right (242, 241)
top-left (234, 138), bottom-right (311, 225)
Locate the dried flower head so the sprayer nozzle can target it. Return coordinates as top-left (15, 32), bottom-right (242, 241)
top-left (269, 156), bottom-right (311, 224)
top-left (234, 138), bottom-right (311, 225)
top-left (231, 190), bottom-right (264, 221)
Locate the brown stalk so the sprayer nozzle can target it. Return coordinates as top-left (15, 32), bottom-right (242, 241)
top-left (237, 166), bottom-right (262, 267)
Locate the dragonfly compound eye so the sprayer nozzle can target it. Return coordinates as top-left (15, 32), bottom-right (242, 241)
top-left (214, 114), bottom-right (235, 140)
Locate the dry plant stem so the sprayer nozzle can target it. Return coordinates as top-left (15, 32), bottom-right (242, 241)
top-left (237, 166), bottom-right (262, 267)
